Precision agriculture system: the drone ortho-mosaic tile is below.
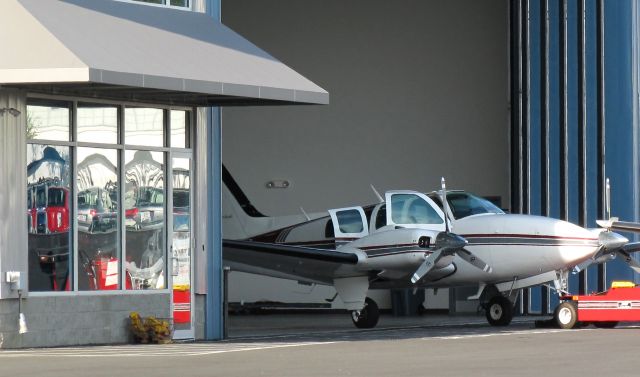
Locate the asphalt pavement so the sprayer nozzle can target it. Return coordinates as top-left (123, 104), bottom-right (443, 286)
top-left (1, 314), bottom-right (638, 377)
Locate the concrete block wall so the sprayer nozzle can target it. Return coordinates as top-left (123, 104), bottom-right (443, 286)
top-left (0, 293), bottom-right (170, 349)
top-left (194, 294), bottom-right (205, 340)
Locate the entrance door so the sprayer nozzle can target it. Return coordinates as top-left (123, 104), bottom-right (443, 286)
top-left (170, 153), bottom-right (194, 339)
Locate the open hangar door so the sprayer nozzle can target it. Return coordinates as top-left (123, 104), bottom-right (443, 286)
top-left (220, 0), bottom-right (510, 318)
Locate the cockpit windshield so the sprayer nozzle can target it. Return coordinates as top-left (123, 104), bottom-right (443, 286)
top-left (428, 192), bottom-right (504, 220)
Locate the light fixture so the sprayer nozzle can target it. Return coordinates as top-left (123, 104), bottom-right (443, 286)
top-left (266, 180), bottom-right (291, 189)
top-left (0, 107), bottom-right (21, 117)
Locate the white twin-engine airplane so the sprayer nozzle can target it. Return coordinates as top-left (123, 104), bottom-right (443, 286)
top-left (223, 176), bottom-right (640, 329)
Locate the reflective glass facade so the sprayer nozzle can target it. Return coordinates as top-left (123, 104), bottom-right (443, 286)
top-left (26, 99), bottom-right (192, 293)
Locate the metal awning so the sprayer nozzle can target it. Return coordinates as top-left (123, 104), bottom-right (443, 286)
top-left (0, 0), bottom-right (328, 106)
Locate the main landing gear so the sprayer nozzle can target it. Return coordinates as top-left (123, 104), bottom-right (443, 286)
top-left (351, 297), bottom-right (379, 328)
top-left (485, 295), bottom-right (513, 326)
top-left (478, 285), bottom-right (515, 326)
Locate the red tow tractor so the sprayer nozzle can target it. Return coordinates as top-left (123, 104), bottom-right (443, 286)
top-left (555, 281), bottom-right (640, 329)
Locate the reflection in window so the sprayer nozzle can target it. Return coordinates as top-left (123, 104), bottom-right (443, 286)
top-left (26, 100), bottom-right (71, 141)
top-left (78, 104), bottom-right (118, 144)
top-left (27, 145), bottom-right (72, 291)
top-left (170, 110), bottom-right (187, 148)
top-left (336, 210), bottom-right (364, 233)
top-left (172, 157), bottom-right (191, 330)
top-left (125, 108), bottom-right (164, 147)
top-left (391, 194), bottom-right (443, 225)
top-left (447, 192), bottom-right (505, 219)
top-left (125, 150), bottom-right (165, 290)
top-left (77, 148), bottom-right (120, 290)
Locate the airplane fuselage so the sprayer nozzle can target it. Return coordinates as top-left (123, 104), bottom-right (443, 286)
top-left (337, 214), bottom-right (601, 290)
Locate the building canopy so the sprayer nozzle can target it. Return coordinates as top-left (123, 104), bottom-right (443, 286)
top-left (0, 0), bottom-right (328, 106)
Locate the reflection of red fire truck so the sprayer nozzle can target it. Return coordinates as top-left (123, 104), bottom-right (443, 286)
top-left (28, 180), bottom-right (70, 234)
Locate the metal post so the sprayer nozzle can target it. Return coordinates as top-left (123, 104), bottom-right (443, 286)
top-left (540, 0), bottom-right (551, 315)
top-left (578, 0), bottom-right (588, 295)
top-left (204, 0), bottom-right (223, 341)
top-left (595, 0), bottom-right (607, 293)
top-left (559, 0), bottom-right (569, 222)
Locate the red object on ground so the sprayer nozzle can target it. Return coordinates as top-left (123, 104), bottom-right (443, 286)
top-left (562, 283), bottom-right (640, 322)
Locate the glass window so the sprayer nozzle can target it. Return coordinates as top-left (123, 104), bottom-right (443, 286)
top-left (375, 205), bottom-right (387, 229)
top-left (391, 194), bottom-right (443, 225)
top-left (336, 209), bottom-right (364, 233)
top-left (172, 157), bottom-right (191, 330)
top-left (170, 110), bottom-right (188, 148)
top-left (26, 98), bottom-right (191, 294)
top-left (77, 148), bottom-right (120, 290)
top-left (125, 108), bottom-right (164, 147)
top-left (77, 103), bottom-right (118, 144)
top-left (27, 144), bottom-right (72, 291)
top-left (125, 150), bottom-right (166, 290)
top-left (447, 192), bottom-right (505, 219)
top-left (26, 100), bottom-right (70, 141)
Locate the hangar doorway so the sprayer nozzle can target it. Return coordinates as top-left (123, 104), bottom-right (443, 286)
top-left (220, 0), bottom-right (510, 330)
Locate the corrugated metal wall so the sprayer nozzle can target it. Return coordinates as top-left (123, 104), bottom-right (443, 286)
top-left (510, 0), bottom-right (639, 313)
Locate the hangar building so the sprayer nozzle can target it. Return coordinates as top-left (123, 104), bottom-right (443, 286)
top-left (0, 0), bottom-right (639, 348)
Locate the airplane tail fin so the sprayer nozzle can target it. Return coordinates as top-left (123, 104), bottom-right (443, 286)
top-left (222, 165), bottom-right (323, 239)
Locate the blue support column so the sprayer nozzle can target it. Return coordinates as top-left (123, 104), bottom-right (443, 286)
top-left (603, 0), bottom-right (637, 284)
top-left (205, 0), bottom-right (223, 340)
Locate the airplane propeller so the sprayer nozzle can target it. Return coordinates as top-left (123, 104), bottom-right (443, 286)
top-left (575, 178), bottom-right (640, 274)
top-left (411, 178), bottom-right (492, 284)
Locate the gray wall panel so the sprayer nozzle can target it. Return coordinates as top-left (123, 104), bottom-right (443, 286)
top-left (221, 0), bottom-right (510, 216)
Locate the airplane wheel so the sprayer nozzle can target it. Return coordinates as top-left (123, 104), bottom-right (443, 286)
top-left (485, 296), bottom-right (513, 326)
top-left (351, 297), bottom-right (379, 329)
top-left (593, 321), bottom-right (618, 329)
top-left (554, 301), bottom-right (578, 329)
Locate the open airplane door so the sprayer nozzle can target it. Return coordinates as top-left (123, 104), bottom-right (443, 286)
top-left (328, 207), bottom-right (369, 246)
top-left (385, 191), bottom-right (447, 232)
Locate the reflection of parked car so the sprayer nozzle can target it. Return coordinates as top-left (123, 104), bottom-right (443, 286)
top-left (27, 183), bottom-right (70, 234)
top-left (77, 188), bottom-right (117, 233)
top-left (173, 189), bottom-right (190, 232)
top-left (125, 186), bottom-right (164, 230)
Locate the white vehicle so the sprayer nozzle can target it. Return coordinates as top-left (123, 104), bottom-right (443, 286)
top-left (223, 177), bottom-right (640, 328)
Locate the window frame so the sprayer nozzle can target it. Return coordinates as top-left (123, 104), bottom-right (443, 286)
top-left (115, 0), bottom-right (192, 11)
top-left (26, 94), bottom-right (194, 296)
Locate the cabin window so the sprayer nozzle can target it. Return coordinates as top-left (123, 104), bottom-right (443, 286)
top-left (336, 209), bottom-right (365, 233)
top-left (391, 194), bottom-right (443, 225)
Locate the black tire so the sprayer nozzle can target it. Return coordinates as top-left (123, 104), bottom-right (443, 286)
top-left (554, 301), bottom-right (578, 329)
top-left (485, 296), bottom-right (513, 326)
top-left (351, 297), bottom-right (379, 329)
top-left (593, 321), bottom-right (618, 329)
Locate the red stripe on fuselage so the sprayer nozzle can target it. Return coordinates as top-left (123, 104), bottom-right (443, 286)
top-left (359, 243), bottom-right (419, 251)
top-left (461, 233), bottom-right (598, 241)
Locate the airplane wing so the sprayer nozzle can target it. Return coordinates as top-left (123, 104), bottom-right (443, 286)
top-left (223, 239), bottom-right (364, 285)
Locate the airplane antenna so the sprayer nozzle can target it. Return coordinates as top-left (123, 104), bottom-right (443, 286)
top-left (370, 184), bottom-right (384, 203)
top-left (441, 177), bottom-right (450, 233)
top-left (300, 207), bottom-right (311, 221)
top-left (605, 178), bottom-right (611, 221)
